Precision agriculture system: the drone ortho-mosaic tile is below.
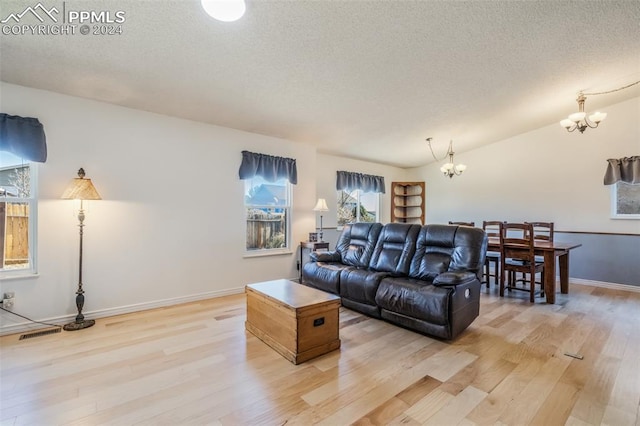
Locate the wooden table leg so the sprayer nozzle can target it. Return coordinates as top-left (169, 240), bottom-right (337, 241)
top-left (559, 251), bottom-right (569, 294)
top-left (544, 250), bottom-right (556, 304)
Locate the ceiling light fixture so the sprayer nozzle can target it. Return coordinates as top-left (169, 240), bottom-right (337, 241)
top-left (427, 138), bottom-right (466, 179)
top-left (201, 0), bottom-right (246, 22)
top-left (560, 92), bottom-right (606, 133)
top-left (560, 80), bottom-right (640, 133)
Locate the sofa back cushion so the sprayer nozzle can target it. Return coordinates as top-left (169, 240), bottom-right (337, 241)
top-left (335, 222), bottom-right (383, 267)
top-left (409, 224), bottom-right (487, 280)
top-left (369, 223), bottom-right (421, 274)
top-left (450, 224), bottom-right (487, 275)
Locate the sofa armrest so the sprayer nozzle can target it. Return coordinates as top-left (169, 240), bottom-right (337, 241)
top-left (310, 250), bottom-right (342, 262)
top-left (433, 271), bottom-right (478, 287)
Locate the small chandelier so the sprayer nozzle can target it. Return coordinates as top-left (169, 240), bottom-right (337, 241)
top-left (560, 92), bottom-right (607, 133)
top-left (427, 138), bottom-right (466, 179)
top-left (559, 81), bottom-right (640, 134)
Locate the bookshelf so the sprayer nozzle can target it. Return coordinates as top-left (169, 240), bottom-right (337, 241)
top-left (391, 181), bottom-right (425, 225)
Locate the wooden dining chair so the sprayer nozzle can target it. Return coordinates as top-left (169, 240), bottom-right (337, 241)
top-left (513, 222), bottom-right (554, 289)
top-left (482, 220), bottom-right (503, 289)
top-left (499, 222), bottom-right (545, 302)
top-left (449, 221), bottom-right (475, 227)
top-left (528, 222), bottom-right (554, 242)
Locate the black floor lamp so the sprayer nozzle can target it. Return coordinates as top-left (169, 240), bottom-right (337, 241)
top-left (61, 168), bottom-right (102, 331)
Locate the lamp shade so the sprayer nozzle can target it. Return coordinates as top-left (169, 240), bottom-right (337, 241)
top-left (589, 112), bottom-right (607, 123)
top-left (560, 118), bottom-right (574, 129)
top-left (568, 111), bottom-right (586, 123)
top-left (313, 198), bottom-right (329, 212)
top-left (61, 168), bottom-right (102, 200)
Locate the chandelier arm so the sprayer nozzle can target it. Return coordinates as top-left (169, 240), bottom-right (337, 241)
top-left (585, 118), bottom-right (600, 129)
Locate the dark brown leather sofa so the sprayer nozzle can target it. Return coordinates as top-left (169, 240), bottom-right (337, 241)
top-left (301, 222), bottom-right (487, 340)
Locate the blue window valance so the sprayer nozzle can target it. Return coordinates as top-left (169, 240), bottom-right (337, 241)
top-left (0, 113), bottom-right (47, 163)
top-left (336, 170), bottom-right (386, 194)
top-left (603, 156), bottom-right (640, 185)
top-left (238, 150), bottom-right (297, 184)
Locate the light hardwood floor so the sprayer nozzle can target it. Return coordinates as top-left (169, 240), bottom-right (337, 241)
top-left (1, 283), bottom-right (640, 425)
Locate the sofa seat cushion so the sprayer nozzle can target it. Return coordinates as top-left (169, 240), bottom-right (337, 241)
top-left (375, 276), bottom-right (452, 326)
top-left (339, 268), bottom-right (389, 306)
top-left (302, 261), bottom-right (355, 295)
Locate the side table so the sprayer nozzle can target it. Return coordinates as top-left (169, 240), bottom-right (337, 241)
top-left (299, 241), bottom-right (330, 282)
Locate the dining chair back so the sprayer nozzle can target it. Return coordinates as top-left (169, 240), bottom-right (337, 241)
top-left (499, 222), bottom-right (544, 302)
top-left (482, 220), bottom-right (503, 289)
top-left (527, 222), bottom-right (554, 242)
top-left (483, 221), bottom-right (502, 238)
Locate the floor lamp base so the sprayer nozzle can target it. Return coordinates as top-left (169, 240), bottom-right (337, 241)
top-left (63, 319), bottom-right (95, 331)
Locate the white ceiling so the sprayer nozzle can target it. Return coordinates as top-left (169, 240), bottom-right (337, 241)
top-left (1, 0), bottom-right (639, 167)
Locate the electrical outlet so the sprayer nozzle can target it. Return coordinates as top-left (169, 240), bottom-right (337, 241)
top-left (2, 298), bottom-right (14, 310)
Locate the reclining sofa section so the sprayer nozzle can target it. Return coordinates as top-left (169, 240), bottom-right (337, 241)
top-left (302, 222), bottom-right (487, 340)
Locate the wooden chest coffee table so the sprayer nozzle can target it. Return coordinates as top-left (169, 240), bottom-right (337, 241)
top-left (245, 279), bottom-right (341, 364)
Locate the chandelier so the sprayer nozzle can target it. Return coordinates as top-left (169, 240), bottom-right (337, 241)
top-left (560, 80), bottom-right (640, 134)
top-left (560, 92), bottom-right (606, 133)
top-left (427, 138), bottom-right (466, 178)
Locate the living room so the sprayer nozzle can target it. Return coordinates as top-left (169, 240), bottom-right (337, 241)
top-left (1, 0), bottom-right (639, 424)
top-left (2, 82), bottom-right (637, 329)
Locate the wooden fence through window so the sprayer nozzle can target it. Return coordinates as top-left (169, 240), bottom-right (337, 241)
top-left (246, 210), bottom-right (285, 250)
top-left (1, 202), bottom-right (29, 266)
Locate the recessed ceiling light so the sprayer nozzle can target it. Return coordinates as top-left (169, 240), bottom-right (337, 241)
top-left (201, 0), bottom-right (246, 22)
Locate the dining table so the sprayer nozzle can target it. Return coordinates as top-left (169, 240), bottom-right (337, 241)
top-left (487, 237), bottom-right (582, 304)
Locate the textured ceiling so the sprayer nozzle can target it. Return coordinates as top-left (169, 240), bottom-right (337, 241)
top-left (1, 0), bottom-right (639, 167)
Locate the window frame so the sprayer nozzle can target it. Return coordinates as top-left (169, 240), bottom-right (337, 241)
top-left (336, 189), bottom-right (380, 229)
top-left (610, 181), bottom-right (640, 220)
top-left (243, 176), bottom-right (293, 256)
top-left (0, 161), bottom-right (38, 278)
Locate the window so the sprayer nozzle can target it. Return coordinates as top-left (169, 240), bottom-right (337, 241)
top-left (337, 189), bottom-right (379, 227)
top-left (0, 152), bottom-right (37, 275)
top-left (244, 176), bottom-right (292, 253)
top-left (611, 181), bottom-right (640, 219)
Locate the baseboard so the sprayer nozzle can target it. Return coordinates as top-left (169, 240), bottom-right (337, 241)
top-left (485, 266), bottom-right (640, 294)
top-left (569, 278), bottom-right (640, 293)
top-left (0, 287), bottom-right (245, 337)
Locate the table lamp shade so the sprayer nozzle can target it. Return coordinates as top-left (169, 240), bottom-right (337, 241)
top-left (313, 198), bottom-right (329, 212)
top-left (61, 168), bottom-right (102, 200)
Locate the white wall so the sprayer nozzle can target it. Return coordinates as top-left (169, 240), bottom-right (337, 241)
top-left (406, 96), bottom-right (640, 234)
top-left (0, 82), bottom-right (318, 333)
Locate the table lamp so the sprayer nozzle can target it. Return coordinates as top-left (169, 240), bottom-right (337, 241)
top-left (313, 198), bottom-right (329, 242)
